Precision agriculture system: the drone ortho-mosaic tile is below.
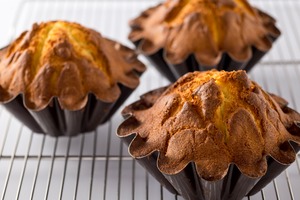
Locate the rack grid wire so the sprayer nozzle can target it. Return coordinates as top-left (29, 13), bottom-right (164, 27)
top-left (0, 0), bottom-right (300, 200)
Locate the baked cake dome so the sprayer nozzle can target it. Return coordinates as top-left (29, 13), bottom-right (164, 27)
top-left (0, 21), bottom-right (145, 136)
top-left (0, 21), bottom-right (145, 110)
top-left (118, 70), bottom-right (300, 181)
top-left (129, 0), bottom-right (280, 66)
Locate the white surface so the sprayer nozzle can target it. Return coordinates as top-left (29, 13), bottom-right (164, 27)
top-left (0, 0), bottom-right (22, 48)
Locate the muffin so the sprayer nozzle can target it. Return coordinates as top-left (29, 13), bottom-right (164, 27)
top-left (129, 0), bottom-right (281, 82)
top-left (0, 21), bottom-right (146, 136)
top-left (117, 70), bottom-right (300, 200)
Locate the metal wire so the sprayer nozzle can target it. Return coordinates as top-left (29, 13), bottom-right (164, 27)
top-left (44, 138), bottom-right (58, 200)
top-left (15, 132), bottom-right (33, 200)
top-left (73, 135), bottom-right (85, 200)
top-left (0, 117), bottom-right (12, 156)
top-left (132, 159), bottom-right (136, 200)
top-left (88, 131), bottom-right (97, 200)
top-left (0, 0), bottom-right (300, 200)
top-left (58, 138), bottom-right (71, 200)
top-left (273, 179), bottom-right (280, 200)
top-left (117, 140), bottom-right (123, 200)
top-left (0, 125), bottom-right (23, 200)
top-left (103, 121), bottom-right (112, 200)
top-left (29, 135), bottom-right (46, 200)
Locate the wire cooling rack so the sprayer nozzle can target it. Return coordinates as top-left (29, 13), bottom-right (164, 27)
top-left (0, 0), bottom-right (300, 200)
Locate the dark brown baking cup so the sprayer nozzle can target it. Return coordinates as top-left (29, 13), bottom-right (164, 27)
top-left (248, 140), bottom-right (300, 195)
top-left (100, 84), bottom-right (135, 124)
top-left (167, 34), bottom-right (278, 80)
top-left (118, 88), bottom-right (178, 194)
top-left (133, 41), bottom-right (177, 82)
top-left (249, 148), bottom-right (300, 196)
top-left (134, 35), bottom-right (278, 82)
top-left (118, 86), bottom-right (300, 199)
top-left (3, 94), bottom-right (43, 133)
top-left (167, 54), bottom-right (202, 80)
top-left (162, 162), bottom-right (260, 200)
top-left (81, 84), bottom-right (134, 132)
top-left (2, 83), bottom-right (137, 137)
top-left (119, 133), bottom-right (179, 195)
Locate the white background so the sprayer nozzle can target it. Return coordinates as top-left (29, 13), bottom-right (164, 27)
top-left (0, 0), bottom-right (22, 48)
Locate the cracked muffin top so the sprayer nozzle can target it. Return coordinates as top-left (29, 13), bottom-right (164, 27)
top-left (129, 0), bottom-right (280, 65)
top-left (118, 70), bottom-right (300, 181)
top-left (0, 21), bottom-right (145, 110)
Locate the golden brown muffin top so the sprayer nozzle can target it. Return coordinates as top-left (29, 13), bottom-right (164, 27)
top-left (129, 0), bottom-right (280, 65)
top-left (118, 70), bottom-right (300, 181)
top-left (0, 21), bottom-right (145, 110)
